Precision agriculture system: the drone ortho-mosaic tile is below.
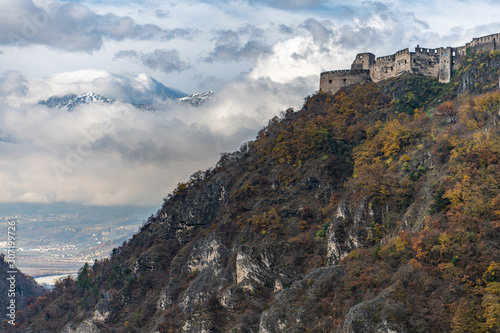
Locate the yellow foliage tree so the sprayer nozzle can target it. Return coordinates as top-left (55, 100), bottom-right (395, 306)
top-left (482, 282), bottom-right (500, 330)
top-left (451, 298), bottom-right (482, 333)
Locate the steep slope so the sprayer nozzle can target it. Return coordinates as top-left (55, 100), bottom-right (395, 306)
top-left (0, 255), bottom-right (45, 329)
top-left (13, 50), bottom-right (500, 333)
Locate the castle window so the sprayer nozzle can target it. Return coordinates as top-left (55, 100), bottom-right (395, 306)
top-left (329, 80), bottom-right (332, 84)
top-left (343, 79), bottom-right (347, 83)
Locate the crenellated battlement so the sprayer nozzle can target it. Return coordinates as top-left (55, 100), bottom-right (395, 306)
top-left (468, 33), bottom-right (500, 46)
top-left (320, 33), bottom-right (500, 95)
top-left (322, 69), bottom-right (371, 75)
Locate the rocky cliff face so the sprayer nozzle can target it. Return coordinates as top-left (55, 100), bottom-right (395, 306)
top-left (454, 51), bottom-right (500, 95)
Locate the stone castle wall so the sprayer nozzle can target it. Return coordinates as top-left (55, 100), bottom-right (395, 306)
top-left (320, 70), bottom-right (371, 95)
top-left (411, 46), bottom-right (441, 79)
top-left (320, 33), bottom-right (500, 95)
top-left (466, 34), bottom-right (500, 53)
top-left (370, 48), bottom-right (412, 82)
top-left (452, 46), bottom-right (467, 72)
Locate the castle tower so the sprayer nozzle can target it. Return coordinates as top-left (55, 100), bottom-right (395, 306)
top-left (351, 53), bottom-right (376, 70)
top-left (438, 47), bottom-right (452, 83)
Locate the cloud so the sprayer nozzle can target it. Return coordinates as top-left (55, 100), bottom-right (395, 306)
top-left (205, 26), bottom-right (271, 62)
top-left (114, 49), bottom-right (190, 74)
top-left (464, 23), bottom-right (500, 41)
top-left (155, 9), bottom-right (169, 18)
top-left (191, 74), bottom-right (224, 92)
top-left (0, 0), bottom-right (194, 52)
top-left (268, 0), bottom-right (323, 9)
top-left (301, 18), bottom-right (333, 44)
top-left (279, 24), bottom-right (293, 34)
top-left (0, 71), bottom-right (29, 98)
top-left (248, 0), bottom-right (325, 9)
top-left (2, 0), bottom-right (499, 207)
top-left (0, 69), bottom-right (309, 206)
top-left (246, 1), bottom-right (443, 84)
top-left (113, 49), bottom-right (139, 59)
top-left (332, 2), bottom-right (430, 52)
top-left (0, 70), bottom-right (185, 105)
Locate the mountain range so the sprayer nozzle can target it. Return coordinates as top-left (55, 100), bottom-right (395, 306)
top-left (38, 92), bottom-right (115, 110)
top-left (38, 91), bottom-right (215, 111)
top-left (176, 91), bottom-right (214, 106)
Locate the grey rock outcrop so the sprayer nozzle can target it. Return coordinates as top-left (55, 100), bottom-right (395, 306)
top-left (259, 266), bottom-right (344, 332)
top-left (327, 198), bottom-right (378, 265)
top-left (341, 289), bottom-right (409, 333)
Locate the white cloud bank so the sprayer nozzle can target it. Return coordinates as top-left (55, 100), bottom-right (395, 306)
top-left (2, 0), bottom-right (500, 206)
top-left (0, 70), bottom-right (309, 205)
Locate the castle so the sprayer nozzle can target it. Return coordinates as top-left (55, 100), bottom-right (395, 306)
top-left (320, 33), bottom-right (500, 95)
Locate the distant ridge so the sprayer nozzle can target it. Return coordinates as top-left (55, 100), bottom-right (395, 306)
top-left (176, 91), bottom-right (214, 106)
top-left (38, 91), bottom-right (215, 111)
top-left (38, 92), bottom-right (114, 110)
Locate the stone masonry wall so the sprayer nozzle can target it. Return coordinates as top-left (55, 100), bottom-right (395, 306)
top-left (371, 48), bottom-right (411, 82)
top-left (370, 55), bottom-right (394, 83)
top-left (466, 33), bottom-right (500, 53)
top-left (320, 70), bottom-right (371, 95)
top-left (451, 46), bottom-right (467, 72)
top-left (395, 48), bottom-right (412, 77)
top-left (411, 47), bottom-right (440, 79)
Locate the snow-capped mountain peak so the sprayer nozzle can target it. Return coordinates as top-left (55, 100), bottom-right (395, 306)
top-left (176, 91), bottom-right (214, 106)
top-left (38, 92), bottom-right (115, 110)
top-left (38, 90), bottom-right (216, 111)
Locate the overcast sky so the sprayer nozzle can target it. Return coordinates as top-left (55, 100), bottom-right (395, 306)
top-left (1, 0), bottom-right (500, 206)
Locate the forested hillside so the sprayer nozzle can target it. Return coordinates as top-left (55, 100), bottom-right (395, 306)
top-left (0, 255), bottom-right (45, 328)
top-left (9, 50), bottom-right (500, 333)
